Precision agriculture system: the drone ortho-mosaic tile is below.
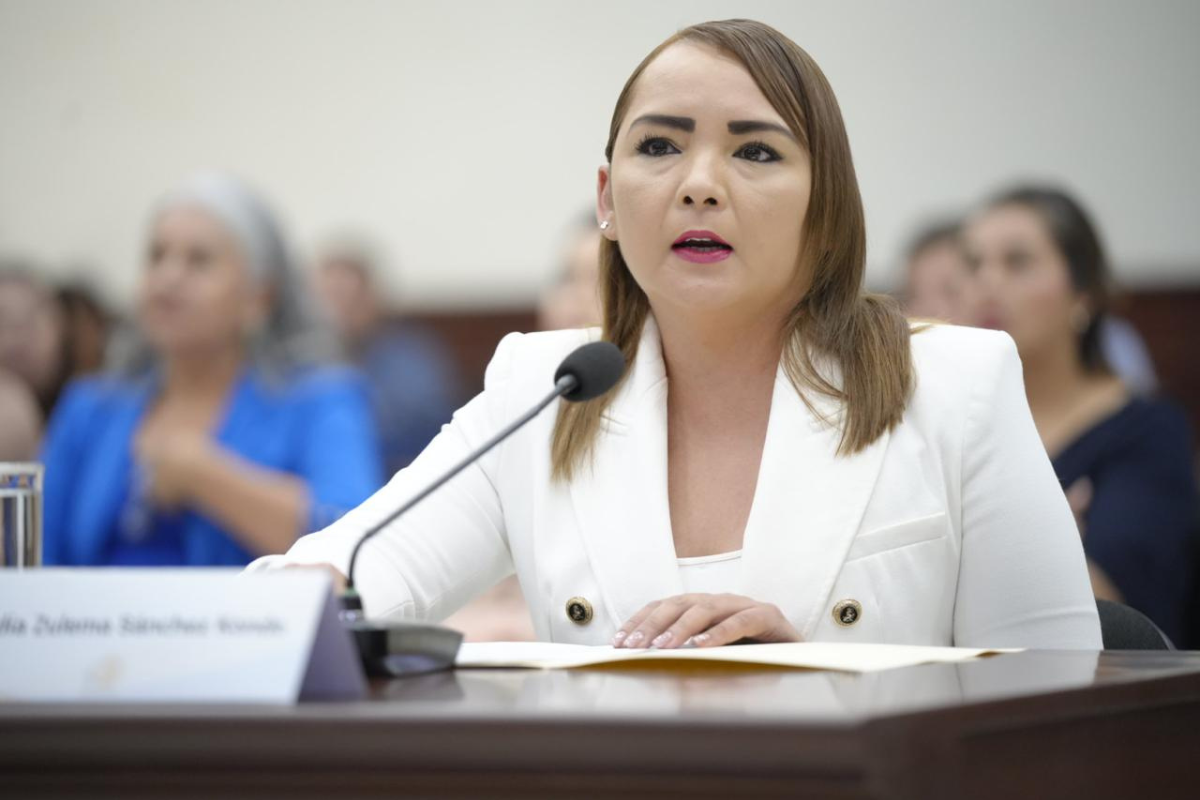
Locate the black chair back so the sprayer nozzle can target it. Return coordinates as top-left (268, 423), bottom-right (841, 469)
top-left (1096, 599), bottom-right (1174, 650)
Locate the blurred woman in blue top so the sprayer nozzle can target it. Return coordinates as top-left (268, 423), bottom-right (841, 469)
top-left (41, 173), bottom-right (383, 566)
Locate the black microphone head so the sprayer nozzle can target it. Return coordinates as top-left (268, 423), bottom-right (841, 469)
top-left (554, 341), bottom-right (625, 402)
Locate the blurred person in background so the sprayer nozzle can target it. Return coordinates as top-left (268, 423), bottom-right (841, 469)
top-left (0, 370), bottom-right (41, 461)
top-left (0, 266), bottom-right (116, 446)
top-left (439, 215), bottom-right (609, 643)
top-left (316, 237), bottom-right (532, 642)
top-left (40, 173), bottom-right (382, 567)
top-left (537, 214), bottom-right (604, 331)
top-left (964, 184), bottom-right (1197, 643)
top-left (900, 219), bottom-right (981, 326)
top-left (902, 214), bottom-right (1152, 393)
top-left (900, 216), bottom-right (1158, 393)
top-left (0, 265), bottom-right (66, 419)
top-left (315, 239), bottom-right (462, 476)
top-left (55, 278), bottom-right (113, 381)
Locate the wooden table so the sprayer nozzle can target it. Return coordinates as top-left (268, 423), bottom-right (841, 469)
top-left (3, 650), bottom-right (1200, 799)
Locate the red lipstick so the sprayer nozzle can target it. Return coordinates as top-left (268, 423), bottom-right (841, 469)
top-left (672, 229), bottom-right (733, 264)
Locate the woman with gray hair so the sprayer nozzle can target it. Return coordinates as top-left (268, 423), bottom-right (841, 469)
top-left (41, 173), bottom-right (382, 566)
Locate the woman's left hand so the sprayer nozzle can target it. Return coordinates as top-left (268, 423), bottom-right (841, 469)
top-left (1065, 477), bottom-right (1093, 539)
top-left (613, 593), bottom-right (801, 649)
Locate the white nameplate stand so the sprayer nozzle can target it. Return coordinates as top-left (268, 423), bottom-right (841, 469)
top-left (0, 569), bottom-right (366, 703)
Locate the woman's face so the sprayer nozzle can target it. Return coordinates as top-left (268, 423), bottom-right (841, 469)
top-left (598, 43), bottom-right (812, 324)
top-left (0, 277), bottom-right (63, 395)
top-left (538, 229), bottom-right (603, 331)
top-left (964, 204), bottom-right (1083, 363)
top-left (138, 206), bottom-right (266, 359)
top-left (905, 240), bottom-right (981, 326)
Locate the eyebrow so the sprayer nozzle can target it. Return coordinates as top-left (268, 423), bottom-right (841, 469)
top-left (629, 114), bottom-right (694, 132)
top-left (727, 119), bottom-right (797, 142)
top-left (629, 114), bottom-right (797, 142)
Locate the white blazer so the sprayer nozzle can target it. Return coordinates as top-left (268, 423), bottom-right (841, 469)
top-left (249, 318), bottom-right (1102, 650)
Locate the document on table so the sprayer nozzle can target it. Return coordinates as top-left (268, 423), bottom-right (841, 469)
top-left (455, 641), bottom-right (1021, 673)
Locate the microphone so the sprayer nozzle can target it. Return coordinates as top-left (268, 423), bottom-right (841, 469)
top-left (340, 340), bottom-right (625, 677)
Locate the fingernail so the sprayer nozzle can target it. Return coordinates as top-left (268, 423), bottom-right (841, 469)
top-left (625, 630), bottom-right (645, 648)
top-left (612, 631), bottom-right (626, 646)
top-left (691, 633), bottom-right (711, 646)
top-left (650, 631), bottom-right (673, 648)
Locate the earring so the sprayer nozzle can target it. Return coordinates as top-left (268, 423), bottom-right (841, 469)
top-left (599, 220), bottom-right (611, 231)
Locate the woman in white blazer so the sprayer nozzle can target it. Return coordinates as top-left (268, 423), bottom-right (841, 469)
top-left (249, 20), bottom-right (1102, 651)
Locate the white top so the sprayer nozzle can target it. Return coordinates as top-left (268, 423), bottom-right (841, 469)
top-left (247, 317), bottom-right (1102, 651)
top-left (676, 550), bottom-right (743, 596)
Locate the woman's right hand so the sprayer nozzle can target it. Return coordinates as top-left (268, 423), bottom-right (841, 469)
top-left (135, 428), bottom-right (215, 510)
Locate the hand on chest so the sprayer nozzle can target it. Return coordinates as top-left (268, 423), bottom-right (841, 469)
top-left (133, 399), bottom-right (224, 508)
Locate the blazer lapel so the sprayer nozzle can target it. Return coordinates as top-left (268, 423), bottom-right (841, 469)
top-left (739, 366), bottom-right (892, 640)
top-left (568, 318), bottom-right (891, 638)
top-left (568, 317), bottom-right (683, 627)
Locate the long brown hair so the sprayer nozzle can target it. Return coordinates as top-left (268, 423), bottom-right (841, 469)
top-left (552, 19), bottom-right (913, 481)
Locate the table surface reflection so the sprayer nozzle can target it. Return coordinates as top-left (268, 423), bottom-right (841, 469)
top-left (4, 649), bottom-right (1196, 721)
top-left (4, 649), bottom-right (1200, 799)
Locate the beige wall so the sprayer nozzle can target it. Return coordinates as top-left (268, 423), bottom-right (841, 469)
top-left (1, 0), bottom-right (1198, 310)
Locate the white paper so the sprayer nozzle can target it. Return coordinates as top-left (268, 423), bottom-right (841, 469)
top-left (456, 641), bottom-right (1020, 673)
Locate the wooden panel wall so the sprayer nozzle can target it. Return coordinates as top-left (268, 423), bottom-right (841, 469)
top-left (403, 309), bottom-right (538, 400)
top-left (1122, 287), bottom-right (1200, 443)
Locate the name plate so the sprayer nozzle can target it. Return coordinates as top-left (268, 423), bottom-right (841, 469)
top-left (0, 569), bottom-right (366, 704)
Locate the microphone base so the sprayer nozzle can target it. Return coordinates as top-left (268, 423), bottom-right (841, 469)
top-left (345, 620), bottom-right (464, 678)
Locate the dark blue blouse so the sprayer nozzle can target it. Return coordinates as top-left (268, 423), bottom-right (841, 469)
top-left (1052, 397), bottom-right (1198, 644)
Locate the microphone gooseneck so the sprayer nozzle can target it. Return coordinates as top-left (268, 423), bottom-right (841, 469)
top-left (343, 340), bottom-right (625, 605)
